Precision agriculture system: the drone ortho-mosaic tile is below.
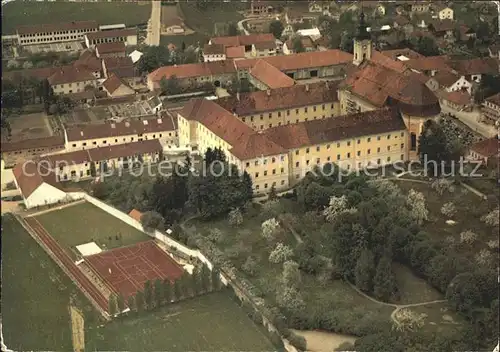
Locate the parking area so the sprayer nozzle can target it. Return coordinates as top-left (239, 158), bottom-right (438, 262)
top-left (23, 41), bottom-right (84, 54)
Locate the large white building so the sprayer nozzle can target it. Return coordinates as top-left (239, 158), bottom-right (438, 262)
top-left (16, 21), bottom-right (98, 46)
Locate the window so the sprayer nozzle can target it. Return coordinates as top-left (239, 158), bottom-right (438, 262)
top-left (268, 113), bottom-right (272, 118)
top-left (272, 157), bottom-right (276, 163)
top-left (357, 139), bottom-right (361, 144)
top-left (296, 174), bottom-right (300, 179)
top-left (316, 158), bottom-right (320, 164)
top-left (280, 155), bottom-right (285, 161)
top-left (255, 172), bottom-right (259, 177)
top-left (295, 150), bottom-right (299, 155)
top-left (377, 158), bottom-right (381, 164)
top-left (296, 161), bottom-right (300, 167)
top-left (377, 136), bottom-right (381, 141)
top-left (377, 147), bottom-right (381, 153)
top-left (337, 143), bottom-right (340, 148)
top-left (327, 156), bottom-right (331, 161)
top-left (260, 114), bottom-right (263, 120)
top-left (93, 141), bottom-right (97, 145)
top-left (322, 104), bottom-right (325, 110)
top-left (256, 185), bottom-right (260, 190)
top-left (255, 160), bottom-right (259, 166)
top-left (287, 110), bottom-right (290, 116)
top-left (387, 156), bottom-right (391, 162)
top-left (264, 183), bottom-right (268, 188)
top-left (367, 137), bottom-right (371, 143)
top-left (327, 144), bottom-right (330, 149)
top-left (278, 112), bottom-right (281, 117)
top-left (367, 149), bottom-right (371, 154)
top-left (304, 107), bottom-right (308, 113)
top-left (242, 117), bottom-right (246, 122)
top-left (401, 132), bottom-right (404, 137)
top-left (281, 167), bottom-right (284, 173)
top-left (295, 109), bottom-right (299, 114)
top-left (313, 106), bottom-right (317, 112)
top-left (83, 142), bottom-right (87, 146)
top-left (306, 148), bottom-right (310, 153)
top-left (387, 146), bottom-right (391, 151)
top-left (401, 154), bottom-right (404, 160)
top-left (306, 160), bottom-right (310, 166)
top-left (357, 151), bottom-right (361, 156)
top-left (347, 141), bottom-right (351, 146)
top-left (347, 152), bottom-right (351, 158)
top-left (337, 154), bottom-right (340, 160)
top-left (281, 180), bottom-right (285, 185)
top-left (401, 143), bottom-right (404, 149)
top-left (387, 134), bottom-right (391, 139)
top-left (264, 171), bottom-right (268, 176)
top-left (246, 162), bottom-right (250, 167)
top-left (72, 144), bottom-right (76, 147)
top-left (410, 133), bottom-right (417, 151)
top-left (272, 169), bottom-right (276, 174)
top-left (316, 146), bottom-right (320, 152)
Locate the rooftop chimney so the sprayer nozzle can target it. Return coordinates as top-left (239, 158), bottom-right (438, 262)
top-left (157, 118), bottom-right (162, 124)
top-left (125, 121), bottom-right (130, 127)
top-left (80, 131), bottom-right (84, 137)
top-left (143, 120), bottom-right (148, 125)
top-left (305, 84), bottom-right (309, 92)
top-left (266, 89), bottom-right (271, 96)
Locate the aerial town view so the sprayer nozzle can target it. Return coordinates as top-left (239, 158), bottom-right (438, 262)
top-left (1, 0), bottom-right (499, 351)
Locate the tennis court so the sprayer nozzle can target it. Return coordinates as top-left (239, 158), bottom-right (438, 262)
top-left (85, 240), bottom-right (184, 299)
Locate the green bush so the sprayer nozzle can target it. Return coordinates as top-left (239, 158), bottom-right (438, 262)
top-left (287, 331), bottom-right (307, 351)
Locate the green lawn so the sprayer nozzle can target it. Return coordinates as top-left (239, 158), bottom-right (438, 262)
top-left (2, 1), bottom-right (151, 34)
top-left (35, 202), bottom-right (150, 257)
top-left (1, 214), bottom-right (98, 351)
top-left (85, 290), bottom-right (277, 351)
top-left (392, 263), bottom-right (443, 305)
top-left (177, 2), bottom-right (245, 35)
top-left (160, 33), bottom-right (209, 49)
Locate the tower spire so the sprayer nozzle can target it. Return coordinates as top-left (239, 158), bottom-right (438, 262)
top-left (355, 6), bottom-right (370, 41)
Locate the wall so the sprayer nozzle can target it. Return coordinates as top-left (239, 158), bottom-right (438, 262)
top-left (1, 166), bottom-right (15, 190)
top-left (25, 183), bottom-right (69, 209)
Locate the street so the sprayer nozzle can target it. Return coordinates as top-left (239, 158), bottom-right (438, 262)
top-left (145, 0), bottom-right (161, 46)
top-left (440, 105), bottom-right (498, 138)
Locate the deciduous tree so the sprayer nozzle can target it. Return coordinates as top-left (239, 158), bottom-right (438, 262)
top-left (269, 20), bottom-right (284, 39)
top-left (373, 256), bottom-right (398, 302)
top-left (354, 249), bottom-right (375, 292)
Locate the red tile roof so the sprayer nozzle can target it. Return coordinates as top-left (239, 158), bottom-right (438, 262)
top-left (439, 90), bottom-right (471, 106)
top-left (470, 136), bottom-right (499, 158)
top-left (96, 42), bottom-right (126, 55)
top-left (128, 209), bottom-right (143, 222)
top-left (203, 44), bottom-right (225, 55)
top-left (148, 60), bottom-right (236, 82)
top-left (1, 135), bottom-right (65, 153)
top-left (405, 55), bottom-right (453, 72)
top-left (249, 60), bottom-right (295, 89)
top-left (216, 81), bottom-right (339, 115)
top-left (210, 33), bottom-right (275, 47)
top-left (40, 139), bottom-right (162, 166)
top-left (447, 58), bottom-right (499, 76)
top-left (2, 65), bottom-right (73, 81)
top-left (225, 46), bottom-right (245, 59)
top-left (370, 50), bottom-right (409, 73)
top-left (254, 41), bottom-right (277, 50)
top-left (16, 21), bottom-right (98, 35)
top-left (85, 28), bottom-right (136, 41)
top-left (48, 66), bottom-right (95, 85)
top-left (13, 161), bottom-right (61, 198)
top-left (485, 92), bottom-right (500, 106)
top-left (341, 61), bottom-right (440, 116)
top-left (74, 50), bottom-right (102, 72)
top-left (65, 118), bottom-right (176, 142)
top-left (178, 98), bottom-right (286, 160)
top-left (285, 37), bottom-right (315, 50)
top-left (102, 73), bottom-right (131, 94)
top-left (433, 70), bottom-right (460, 87)
top-left (380, 48), bottom-right (424, 61)
top-left (235, 49), bottom-right (353, 71)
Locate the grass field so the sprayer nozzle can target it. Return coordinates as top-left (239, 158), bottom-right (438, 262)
top-left (392, 263), bottom-right (443, 304)
top-left (2, 2), bottom-right (151, 34)
top-left (1, 214), bottom-right (98, 351)
top-left (85, 291), bottom-right (277, 351)
top-left (177, 2), bottom-right (245, 35)
top-left (35, 202), bottom-right (150, 258)
top-left (160, 33), bottom-right (209, 49)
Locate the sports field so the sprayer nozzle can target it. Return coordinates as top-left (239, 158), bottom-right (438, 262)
top-left (35, 202), bottom-right (150, 258)
top-left (2, 1), bottom-right (151, 34)
top-left (1, 215), bottom-right (98, 351)
top-left (85, 290), bottom-right (277, 351)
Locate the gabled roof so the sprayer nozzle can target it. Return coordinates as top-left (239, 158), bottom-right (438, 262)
top-left (405, 55), bottom-right (453, 72)
top-left (433, 70), bottom-right (460, 87)
top-left (103, 73), bottom-right (132, 94)
top-left (485, 92), bottom-right (500, 106)
top-left (74, 50), bottom-right (102, 72)
top-left (225, 46), bottom-right (245, 59)
top-left (216, 81), bottom-right (339, 115)
top-left (149, 60), bottom-right (236, 81)
top-left (447, 58), bottom-right (499, 75)
top-left (96, 42), bottom-right (126, 55)
top-left (48, 66), bottom-right (95, 85)
top-left (248, 60), bottom-right (295, 89)
top-left (13, 161), bottom-right (61, 199)
top-left (1, 135), bottom-right (65, 152)
top-left (470, 136), bottom-right (499, 158)
top-left (16, 21), bottom-right (97, 35)
top-left (203, 44), bottom-right (225, 55)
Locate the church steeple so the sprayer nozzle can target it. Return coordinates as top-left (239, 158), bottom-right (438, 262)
top-left (352, 8), bottom-right (372, 66)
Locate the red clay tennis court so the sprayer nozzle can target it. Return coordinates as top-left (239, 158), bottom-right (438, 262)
top-left (85, 240), bottom-right (184, 299)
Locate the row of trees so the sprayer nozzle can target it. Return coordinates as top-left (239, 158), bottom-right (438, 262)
top-left (108, 265), bottom-right (221, 316)
top-left (136, 44), bottom-right (200, 75)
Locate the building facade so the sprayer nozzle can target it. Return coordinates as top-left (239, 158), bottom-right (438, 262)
top-left (16, 21), bottom-right (98, 46)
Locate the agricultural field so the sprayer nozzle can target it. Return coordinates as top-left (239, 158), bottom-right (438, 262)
top-left (1, 214), bottom-right (98, 351)
top-left (177, 2), bottom-right (245, 35)
top-left (85, 291), bottom-right (277, 351)
top-left (35, 201), bottom-right (150, 258)
top-left (2, 1), bottom-right (151, 34)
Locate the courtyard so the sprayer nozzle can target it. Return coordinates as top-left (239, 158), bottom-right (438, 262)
top-left (23, 41), bottom-right (83, 54)
top-left (3, 112), bottom-right (54, 142)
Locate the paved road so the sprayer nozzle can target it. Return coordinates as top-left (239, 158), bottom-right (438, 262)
top-left (237, 18), bottom-right (251, 35)
top-left (146, 0), bottom-right (161, 46)
top-left (24, 217), bottom-right (109, 313)
top-left (440, 105), bottom-right (497, 138)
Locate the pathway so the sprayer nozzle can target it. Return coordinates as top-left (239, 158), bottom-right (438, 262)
top-left (146, 0), bottom-right (161, 46)
top-left (25, 199), bottom-right (85, 218)
top-left (237, 18), bottom-right (251, 35)
top-left (440, 105), bottom-right (497, 138)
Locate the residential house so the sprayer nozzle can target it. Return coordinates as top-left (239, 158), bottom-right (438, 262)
top-left (428, 20), bottom-right (455, 40)
top-left (1, 136), bottom-right (66, 167)
top-left (393, 15), bottom-right (414, 36)
top-left (447, 57), bottom-right (499, 84)
top-left (296, 27), bottom-right (322, 42)
top-left (40, 139), bottom-right (163, 182)
top-left (436, 5), bottom-right (454, 20)
top-left (147, 95), bottom-right (163, 114)
top-left (96, 42), bottom-right (126, 58)
top-left (102, 73), bottom-right (135, 98)
top-left (247, 60), bottom-right (295, 90)
top-left (456, 25), bottom-right (476, 42)
top-left (405, 55), bottom-right (453, 76)
top-left (434, 70), bottom-right (472, 94)
top-left (411, 2), bottom-right (432, 13)
top-left (48, 66), bottom-right (97, 95)
top-left (16, 21), bottom-right (98, 46)
top-left (203, 44), bottom-right (226, 62)
top-left (73, 49), bottom-right (103, 79)
top-left (438, 89), bottom-right (473, 112)
top-left (467, 136), bottom-right (499, 167)
top-left (161, 17), bottom-right (185, 34)
top-left (308, 1), bottom-right (329, 13)
top-left (381, 48), bottom-right (423, 61)
top-left (209, 33), bottom-right (276, 58)
top-left (215, 81), bottom-right (340, 131)
top-left (63, 117), bottom-right (178, 152)
top-left (84, 28), bottom-right (137, 48)
top-left (482, 92), bottom-right (500, 124)
top-left (102, 56), bottom-right (139, 87)
top-left (283, 37), bottom-right (317, 55)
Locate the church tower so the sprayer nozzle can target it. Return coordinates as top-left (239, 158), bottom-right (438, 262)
top-left (353, 11), bottom-right (372, 66)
